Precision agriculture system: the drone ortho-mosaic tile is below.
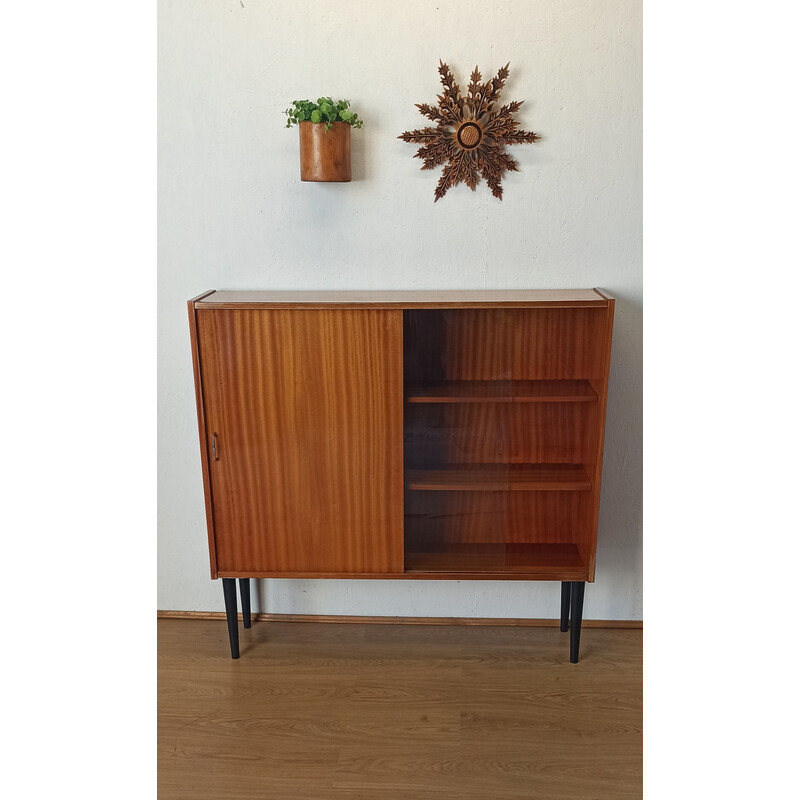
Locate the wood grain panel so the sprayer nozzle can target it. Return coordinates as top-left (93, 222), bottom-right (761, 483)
top-left (405, 308), bottom-right (610, 381)
top-left (406, 379), bottom-right (597, 403)
top-left (406, 464), bottom-right (591, 491)
top-left (443, 309), bottom-right (509, 381)
top-left (404, 403), bottom-right (508, 467)
top-left (188, 568), bottom-right (592, 581)
top-left (196, 288), bottom-right (610, 309)
top-left (510, 307), bottom-right (609, 380)
top-left (405, 491), bottom-right (588, 546)
top-left (404, 403), bottom-right (596, 466)
top-left (404, 491), bottom-right (507, 565)
top-left (404, 543), bottom-right (585, 574)
top-left (584, 299), bottom-right (616, 578)
top-left (188, 298), bottom-right (219, 578)
top-left (508, 403), bottom-right (597, 464)
top-left (196, 309), bottom-right (403, 575)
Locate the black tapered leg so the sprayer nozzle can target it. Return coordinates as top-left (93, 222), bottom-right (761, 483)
top-left (560, 582), bottom-right (571, 632)
top-left (239, 578), bottom-right (251, 629)
top-left (222, 578), bottom-right (240, 659)
top-left (569, 581), bottom-right (585, 663)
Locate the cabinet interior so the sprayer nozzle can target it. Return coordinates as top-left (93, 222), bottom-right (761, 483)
top-left (402, 308), bottom-right (608, 576)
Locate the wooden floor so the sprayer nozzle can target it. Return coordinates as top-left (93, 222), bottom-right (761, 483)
top-left (158, 618), bottom-right (642, 799)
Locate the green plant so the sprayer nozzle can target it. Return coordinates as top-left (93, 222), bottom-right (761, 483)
top-left (284, 98), bottom-right (364, 130)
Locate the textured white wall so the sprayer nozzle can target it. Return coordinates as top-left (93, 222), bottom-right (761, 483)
top-left (157, 0), bottom-right (642, 619)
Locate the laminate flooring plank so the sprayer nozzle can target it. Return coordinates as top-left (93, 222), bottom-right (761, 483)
top-left (158, 618), bottom-right (642, 800)
top-left (334, 746), bottom-right (641, 799)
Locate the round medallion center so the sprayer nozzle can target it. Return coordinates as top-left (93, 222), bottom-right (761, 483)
top-left (457, 122), bottom-right (482, 149)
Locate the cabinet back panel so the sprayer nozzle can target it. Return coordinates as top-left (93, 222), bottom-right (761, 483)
top-left (405, 403), bottom-right (597, 465)
top-left (404, 308), bottom-right (609, 382)
top-left (405, 492), bottom-right (589, 547)
top-left (196, 309), bottom-right (404, 574)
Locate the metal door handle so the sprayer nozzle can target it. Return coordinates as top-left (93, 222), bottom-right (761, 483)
top-left (211, 432), bottom-right (219, 461)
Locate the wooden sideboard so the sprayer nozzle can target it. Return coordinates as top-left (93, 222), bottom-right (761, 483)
top-left (188, 290), bottom-right (615, 661)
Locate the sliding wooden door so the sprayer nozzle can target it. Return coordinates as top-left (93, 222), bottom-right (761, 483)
top-left (195, 308), bottom-right (404, 576)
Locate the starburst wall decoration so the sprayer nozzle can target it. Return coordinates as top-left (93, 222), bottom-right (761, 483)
top-left (398, 61), bottom-right (541, 202)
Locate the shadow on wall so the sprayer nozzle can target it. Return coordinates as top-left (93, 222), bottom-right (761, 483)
top-left (596, 290), bottom-right (642, 614)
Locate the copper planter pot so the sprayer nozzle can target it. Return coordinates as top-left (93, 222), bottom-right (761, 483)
top-left (299, 121), bottom-right (351, 182)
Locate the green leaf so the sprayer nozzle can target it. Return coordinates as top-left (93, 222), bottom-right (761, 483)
top-left (284, 98), bottom-right (363, 129)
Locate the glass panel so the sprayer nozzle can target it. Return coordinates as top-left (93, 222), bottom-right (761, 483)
top-left (402, 307), bottom-right (606, 576)
top-left (403, 310), bottom-right (510, 572)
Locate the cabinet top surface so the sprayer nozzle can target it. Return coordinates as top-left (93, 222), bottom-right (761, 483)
top-left (191, 289), bottom-right (612, 309)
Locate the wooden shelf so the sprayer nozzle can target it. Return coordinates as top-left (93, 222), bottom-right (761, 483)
top-left (406, 380), bottom-right (598, 404)
top-left (404, 543), bottom-right (586, 575)
top-left (406, 464), bottom-right (592, 491)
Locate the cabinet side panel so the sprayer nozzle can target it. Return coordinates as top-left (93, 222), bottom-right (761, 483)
top-left (197, 309), bottom-right (404, 575)
top-left (187, 300), bottom-right (219, 578)
top-left (584, 300), bottom-right (616, 579)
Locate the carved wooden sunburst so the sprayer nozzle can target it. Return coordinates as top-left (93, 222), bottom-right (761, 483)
top-left (398, 61), bottom-right (541, 202)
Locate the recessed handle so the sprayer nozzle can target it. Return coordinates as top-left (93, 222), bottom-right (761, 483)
top-left (211, 432), bottom-right (219, 461)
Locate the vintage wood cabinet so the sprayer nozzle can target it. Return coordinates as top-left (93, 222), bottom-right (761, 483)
top-left (188, 290), bottom-right (615, 661)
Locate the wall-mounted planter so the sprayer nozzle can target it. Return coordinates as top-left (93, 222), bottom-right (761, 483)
top-left (299, 121), bottom-right (351, 182)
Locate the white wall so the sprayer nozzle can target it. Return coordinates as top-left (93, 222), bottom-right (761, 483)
top-left (158, 0), bottom-right (642, 619)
